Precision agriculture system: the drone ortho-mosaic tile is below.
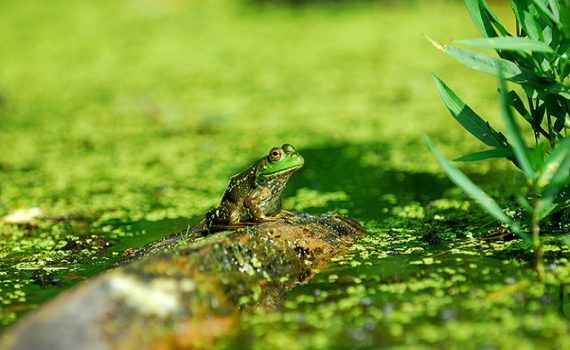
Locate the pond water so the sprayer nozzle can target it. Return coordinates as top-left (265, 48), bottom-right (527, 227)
top-left (221, 232), bottom-right (570, 349)
top-left (1, 0), bottom-right (569, 347)
top-left (2, 143), bottom-right (569, 348)
top-left (215, 144), bottom-right (570, 349)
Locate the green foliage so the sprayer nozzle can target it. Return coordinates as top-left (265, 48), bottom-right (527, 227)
top-left (428, 0), bottom-right (570, 218)
top-left (427, 0), bottom-right (570, 280)
top-left (422, 133), bottom-right (523, 236)
top-left (431, 73), bottom-right (509, 149)
top-left (456, 37), bottom-right (554, 53)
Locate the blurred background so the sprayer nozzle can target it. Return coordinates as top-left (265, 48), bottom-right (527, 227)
top-left (0, 0), bottom-right (516, 334)
top-left (0, 0), bottom-right (509, 218)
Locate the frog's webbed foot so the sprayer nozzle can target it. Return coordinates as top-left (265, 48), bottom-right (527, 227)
top-left (209, 216), bottom-right (283, 232)
top-left (251, 215), bottom-right (281, 223)
top-left (208, 221), bottom-right (253, 232)
top-left (277, 209), bottom-right (296, 217)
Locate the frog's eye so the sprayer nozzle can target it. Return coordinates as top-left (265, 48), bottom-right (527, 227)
top-left (268, 147), bottom-right (283, 162)
top-left (282, 144), bottom-right (295, 153)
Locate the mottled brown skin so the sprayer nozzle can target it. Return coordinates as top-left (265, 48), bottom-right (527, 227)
top-left (205, 144), bottom-right (304, 231)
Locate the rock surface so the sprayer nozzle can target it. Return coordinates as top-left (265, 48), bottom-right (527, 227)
top-left (0, 212), bottom-right (364, 350)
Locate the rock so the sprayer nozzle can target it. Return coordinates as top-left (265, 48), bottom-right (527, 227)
top-left (0, 212), bottom-right (364, 350)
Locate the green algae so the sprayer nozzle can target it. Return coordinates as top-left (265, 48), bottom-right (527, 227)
top-left (1, 0), bottom-right (569, 347)
top-left (219, 226), bottom-right (570, 349)
top-left (0, 215), bottom-right (195, 329)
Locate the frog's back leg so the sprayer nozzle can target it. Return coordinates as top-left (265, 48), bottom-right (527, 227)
top-left (205, 203), bottom-right (241, 230)
top-left (243, 187), bottom-right (274, 222)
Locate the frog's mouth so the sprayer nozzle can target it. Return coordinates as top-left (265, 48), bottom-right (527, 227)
top-left (261, 164), bottom-right (303, 177)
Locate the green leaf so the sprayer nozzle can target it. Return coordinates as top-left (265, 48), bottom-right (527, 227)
top-left (509, 91), bottom-right (532, 123)
top-left (464, 0), bottom-right (497, 37)
top-left (478, 0), bottom-right (510, 35)
top-left (497, 67), bottom-right (536, 179)
top-left (531, 0), bottom-right (561, 25)
top-left (537, 199), bottom-right (559, 220)
top-left (422, 133), bottom-right (523, 235)
top-left (427, 35), bottom-right (524, 77)
top-left (456, 37), bottom-right (554, 53)
top-left (537, 172), bottom-right (570, 220)
top-left (464, 0), bottom-right (510, 37)
top-left (512, 0), bottom-right (544, 41)
top-left (426, 36), bottom-right (570, 99)
top-left (509, 92), bottom-right (550, 138)
top-left (540, 136), bottom-right (570, 189)
top-left (432, 74), bottom-right (508, 148)
top-left (454, 148), bottom-right (514, 162)
top-left (560, 1), bottom-right (570, 37)
top-left (516, 194), bottom-right (533, 212)
top-left (554, 116), bottom-right (566, 132)
top-left (551, 186), bottom-right (570, 215)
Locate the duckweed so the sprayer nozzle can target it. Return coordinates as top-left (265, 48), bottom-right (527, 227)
top-left (1, 0), bottom-right (569, 347)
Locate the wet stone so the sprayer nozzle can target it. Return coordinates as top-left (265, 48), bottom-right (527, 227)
top-left (0, 212), bottom-right (364, 350)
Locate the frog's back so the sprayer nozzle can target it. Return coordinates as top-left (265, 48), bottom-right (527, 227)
top-left (220, 165), bottom-right (257, 205)
top-left (204, 164), bottom-right (257, 229)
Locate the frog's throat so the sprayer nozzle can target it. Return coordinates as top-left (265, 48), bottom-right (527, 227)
top-left (254, 165), bottom-right (301, 187)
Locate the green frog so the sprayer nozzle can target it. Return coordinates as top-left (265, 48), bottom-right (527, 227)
top-left (205, 144), bottom-right (304, 232)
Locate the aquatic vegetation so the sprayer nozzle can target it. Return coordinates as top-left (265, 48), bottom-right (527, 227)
top-left (426, 0), bottom-right (570, 281)
top-left (219, 223), bottom-right (570, 349)
top-left (0, 0), bottom-right (568, 347)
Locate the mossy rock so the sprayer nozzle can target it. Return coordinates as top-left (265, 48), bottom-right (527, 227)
top-left (0, 212), bottom-right (364, 350)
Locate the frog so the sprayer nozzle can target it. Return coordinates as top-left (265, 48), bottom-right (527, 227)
top-left (205, 144), bottom-right (304, 232)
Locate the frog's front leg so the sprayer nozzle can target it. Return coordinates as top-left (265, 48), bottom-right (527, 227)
top-left (244, 186), bottom-right (275, 223)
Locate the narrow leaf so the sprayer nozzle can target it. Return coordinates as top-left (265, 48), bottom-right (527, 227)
top-left (497, 67), bottom-right (536, 179)
top-left (546, 0), bottom-right (559, 19)
top-left (540, 137), bottom-right (570, 189)
top-left (551, 186), bottom-right (570, 215)
top-left (531, 0), bottom-right (561, 25)
top-left (432, 74), bottom-right (508, 148)
top-left (427, 36), bottom-right (524, 77)
top-left (456, 37), bottom-right (553, 53)
top-left (560, 1), bottom-right (570, 37)
top-left (465, 0), bottom-right (499, 37)
top-left (423, 133), bottom-right (522, 234)
top-left (427, 36), bottom-right (570, 99)
top-left (554, 116), bottom-right (566, 132)
top-left (477, 0), bottom-right (510, 36)
top-left (455, 148), bottom-right (514, 162)
top-left (512, 0), bottom-right (544, 41)
top-left (537, 199), bottom-right (560, 220)
top-left (464, 0), bottom-right (510, 37)
top-left (516, 194), bottom-right (533, 212)
top-left (509, 91), bottom-right (532, 123)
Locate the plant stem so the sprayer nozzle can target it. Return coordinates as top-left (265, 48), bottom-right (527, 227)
top-left (531, 200), bottom-right (545, 282)
top-left (547, 113), bottom-right (555, 150)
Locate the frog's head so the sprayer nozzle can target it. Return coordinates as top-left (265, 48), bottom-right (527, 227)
top-left (255, 144), bottom-right (304, 183)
